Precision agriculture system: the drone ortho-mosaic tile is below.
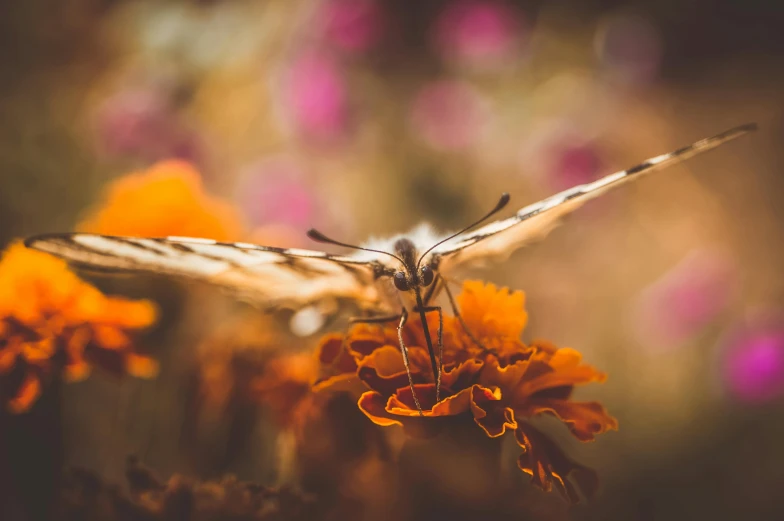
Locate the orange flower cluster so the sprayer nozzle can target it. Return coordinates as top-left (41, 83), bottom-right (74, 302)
top-left (78, 160), bottom-right (244, 239)
top-left (3, 159), bottom-right (261, 413)
top-left (0, 243), bottom-right (158, 413)
top-left (315, 281), bottom-right (618, 503)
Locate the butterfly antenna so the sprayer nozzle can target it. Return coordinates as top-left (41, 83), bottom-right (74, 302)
top-left (417, 193), bottom-right (511, 268)
top-left (307, 229), bottom-right (405, 264)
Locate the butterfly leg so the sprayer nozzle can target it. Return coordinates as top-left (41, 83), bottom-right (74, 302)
top-left (441, 278), bottom-right (495, 355)
top-left (413, 305), bottom-right (443, 402)
top-left (347, 310), bottom-right (423, 415)
top-left (394, 308), bottom-right (424, 415)
top-left (336, 313), bottom-right (400, 375)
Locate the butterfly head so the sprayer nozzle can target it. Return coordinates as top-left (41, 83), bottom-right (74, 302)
top-left (307, 193), bottom-right (510, 295)
top-left (392, 266), bottom-right (435, 291)
top-left (390, 238), bottom-right (435, 292)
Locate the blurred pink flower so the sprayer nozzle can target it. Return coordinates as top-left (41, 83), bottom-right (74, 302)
top-left (95, 86), bottom-right (203, 163)
top-left (409, 80), bottom-right (487, 151)
top-left (283, 52), bottom-right (349, 141)
top-left (633, 249), bottom-right (737, 350)
top-left (96, 88), bottom-right (169, 156)
top-left (595, 14), bottom-right (662, 85)
top-left (320, 0), bottom-right (383, 54)
top-left (722, 318), bottom-right (784, 403)
top-left (549, 143), bottom-right (603, 190)
top-left (236, 158), bottom-right (316, 229)
top-left (433, 0), bottom-right (525, 70)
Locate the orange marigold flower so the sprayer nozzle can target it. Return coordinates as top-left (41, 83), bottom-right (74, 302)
top-left (315, 280), bottom-right (617, 503)
top-left (78, 160), bottom-right (244, 240)
top-left (0, 243), bottom-right (158, 412)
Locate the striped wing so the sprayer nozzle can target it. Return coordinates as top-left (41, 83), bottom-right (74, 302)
top-left (24, 234), bottom-right (380, 310)
top-left (432, 123), bottom-right (756, 272)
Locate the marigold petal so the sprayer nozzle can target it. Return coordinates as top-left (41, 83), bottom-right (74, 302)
top-left (521, 399), bottom-right (619, 441)
top-left (64, 361), bottom-right (92, 382)
top-left (546, 347), bottom-right (583, 368)
top-left (529, 338), bottom-right (559, 355)
top-left (101, 299), bottom-right (158, 328)
top-left (0, 346), bottom-right (17, 373)
top-left (457, 280), bottom-right (528, 339)
top-left (65, 327), bottom-right (91, 357)
top-left (431, 384), bottom-right (498, 417)
top-left (60, 287), bottom-right (105, 324)
top-left (345, 322), bottom-right (400, 353)
top-left (92, 325), bottom-right (130, 350)
top-left (440, 359), bottom-right (484, 391)
top-left (471, 388), bottom-right (517, 438)
top-left (356, 345), bottom-right (431, 397)
top-left (358, 390), bottom-right (403, 427)
top-left (8, 375), bottom-right (41, 413)
top-left (519, 364), bottom-right (607, 398)
top-left (0, 245), bottom-right (78, 323)
top-left (316, 333), bottom-right (358, 377)
top-left (405, 312), bottom-right (462, 355)
top-left (360, 345), bottom-right (410, 376)
top-left (125, 354), bottom-right (160, 378)
top-left (348, 334), bottom-right (388, 358)
top-left (478, 355), bottom-right (528, 391)
top-left (312, 372), bottom-right (362, 394)
top-left (21, 338), bottom-right (56, 362)
top-left (420, 313), bottom-right (463, 353)
top-left (514, 422), bottom-right (600, 504)
top-left (489, 358), bottom-right (554, 407)
top-left (386, 383), bottom-right (439, 414)
top-left (385, 383), bottom-right (500, 418)
top-left (489, 338), bottom-right (532, 363)
top-left (317, 333), bottom-right (346, 365)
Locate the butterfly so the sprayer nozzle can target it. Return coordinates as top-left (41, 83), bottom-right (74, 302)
top-left (25, 123), bottom-right (757, 413)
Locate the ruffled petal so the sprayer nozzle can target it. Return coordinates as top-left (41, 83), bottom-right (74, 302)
top-left (317, 332), bottom-right (357, 374)
top-left (63, 360), bottom-right (92, 382)
top-left (356, 345), bottom-right (431, 397)
top-left (357, 390), bottom-right (403, 427)
top-left (440, 358), bottom-right (484, 391)
top-left (470, 386), bottom-right (517, 437)
top-left (521, 399), bottom-right (619, 441)
top-left (7, 374), bottom-right (41, 414)
top-left (312, 372), bottom-right (362, 394)
top-left (514, 422), bottom-right (600, 504)
top-left (347, 332), bottom-right (388, 358)
top-left (518, 351), bottom-right (607, 397)
top-left (478, 355), bottom-right (527, 390)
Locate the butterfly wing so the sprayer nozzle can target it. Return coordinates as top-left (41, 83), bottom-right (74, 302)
top-left (24, 233), bottom-right (381, 310)
top-left (432, 123), bottom-right (756, 272)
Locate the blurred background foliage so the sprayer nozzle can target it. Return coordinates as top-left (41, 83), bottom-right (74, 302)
top-left (1, 0), bottom-right (783, 520)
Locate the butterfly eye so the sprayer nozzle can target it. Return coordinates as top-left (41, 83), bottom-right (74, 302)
top-left (420, 265), bottom-right (434, 287)
top-left (393, 271), bottom-right (410, 291)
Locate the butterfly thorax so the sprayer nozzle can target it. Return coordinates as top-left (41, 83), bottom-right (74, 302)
top-left (394, 238), bottom-right (417, 266)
